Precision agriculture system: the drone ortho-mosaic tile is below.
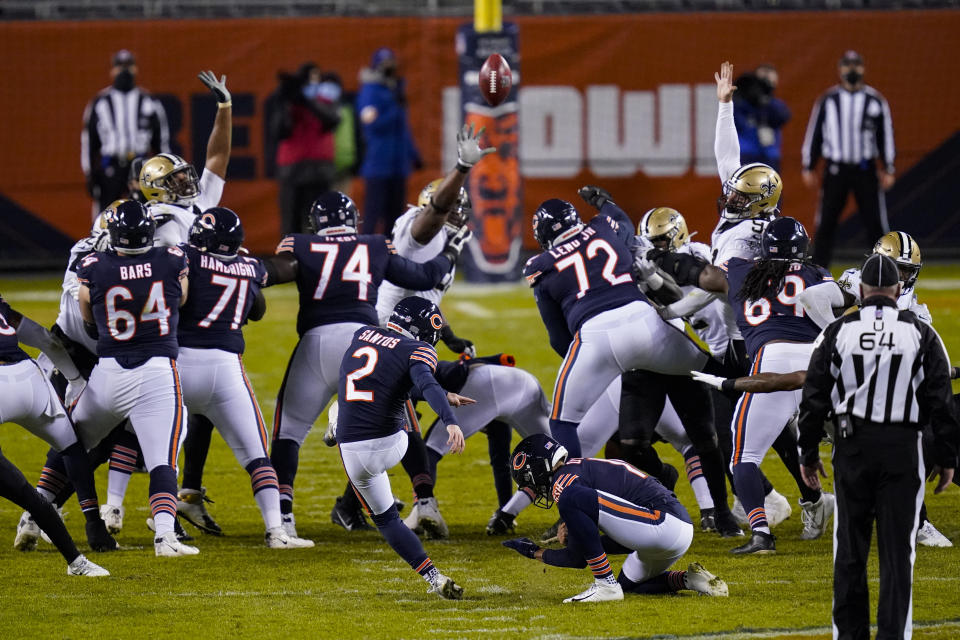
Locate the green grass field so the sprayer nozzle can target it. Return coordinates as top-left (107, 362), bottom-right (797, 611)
top-left (1, 265), bottom-right (959, 639)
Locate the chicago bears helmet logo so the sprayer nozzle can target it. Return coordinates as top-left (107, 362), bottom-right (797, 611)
top-left (200, 212), bottom-right (217, 228)
top-left (429, 313), bottom-right (443, 330)
top-left (512, 452), bottom-right (527, 471)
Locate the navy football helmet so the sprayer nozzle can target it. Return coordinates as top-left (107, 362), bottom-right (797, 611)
top-left (532, 199), bottom-right (582, 250)
top-left (108, 200), bottom-right (155, 254)
top-left (306, 191), bottom-right (358, 235)
top-left (761, 216), bottom-right (809, 261)
top-left (510, 434), bottom-right (569, 509)
top-left (190, 207), bottom-right (244, 258)
top-left (387, 296), bottom-right (444, 346)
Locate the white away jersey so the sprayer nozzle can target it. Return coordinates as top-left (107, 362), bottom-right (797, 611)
top-left (681, 241), bottom-right (730, 356)
top-left (837, 267), bottom-right (932, 325)
top-left (710, 216), bottom-right (771, 266)
top-left (375, 206), bottom-right (451, 323)
top-left (150, 169), bottom-right (225, 247)
top-left (55, 236), bottom-right (99, 352)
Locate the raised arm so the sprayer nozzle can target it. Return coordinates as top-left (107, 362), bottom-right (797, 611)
top-left (198, 71), bottom-right (232, 180)
top-left (384, 228), bottom-right (469, 290)
top-left (798, 282), bottom-right (845, 329)
top-left (714, 62), bottom-right (741, 184)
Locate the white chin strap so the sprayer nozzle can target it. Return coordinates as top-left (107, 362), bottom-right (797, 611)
top-left (550, 225), bottom-right (583, 248)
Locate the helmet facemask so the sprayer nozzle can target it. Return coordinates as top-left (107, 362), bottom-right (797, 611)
top-left (721, 184), bottom-right (763, 220)
top-left (157, 166), bottom-right (200, 204)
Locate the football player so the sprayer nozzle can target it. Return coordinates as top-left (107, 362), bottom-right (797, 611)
top-left (524, 187), bottom-right (740, 539)
top-left (70, 200), bottom-right (197, 556)
top-left (262, 191), bottom-right (468, 538)
top-left (337, 297), bottom-right (470, 599)
top-left (669, 217), bottom-right (840, 554)
top-left (501, 435), bottom-right (727, 603)
top-left (175, 208), bottom-right (313, 549)
top-left (2, 296), bottom-right (117, 554)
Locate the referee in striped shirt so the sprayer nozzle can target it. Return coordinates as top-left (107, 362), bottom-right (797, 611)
top-left (81, 50), bottom-right (170, 217)
top-left (802, 50), bottom-right (895, 267)
top-left (798, 253), bottom-right (958, 640)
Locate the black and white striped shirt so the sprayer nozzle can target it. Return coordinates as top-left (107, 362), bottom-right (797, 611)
top-left (798, 296), bottom-right (958, 467)
top-left (801, 85), bottom-right (895, 173)
top-left (81, 86), bottom-right (170, 176)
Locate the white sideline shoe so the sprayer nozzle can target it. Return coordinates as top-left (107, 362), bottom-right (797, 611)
top-left (917, 520), bottom-right (953, 547)
top-left (403, 501), bottom-right (423, 534)
top-left (731, 497), bottom-right (748, 527)
top-left (563, 580), bottom-right (624, 603)
top-left (67, 554), bottom-right (110, 577)
top-left (765, 490), bottom-right (792, 528)
top-left (100, 504), bottom-right (124, 535)
top-left (14, 512), bottom-right (41, 551)
top-left (280, 513), bottom-right (298, 538)
top-left (684, 562), bottom-right (728, 597)
top-left (154, 532), bottom-right (200, 557)
top-left (265, 527), bottom-right (314, 549)
top-left (427, 573), bottom-right (464, 600)
top-left (416, 497), bottom-right (449, 539)
top-left (800, 493), bottom-right (835, 540)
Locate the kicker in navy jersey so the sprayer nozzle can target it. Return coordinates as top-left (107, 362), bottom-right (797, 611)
top-left (336, 326), bottom-right (457, 444)
top-left (0, 296), bottom-right (30, 363)
top-left (721, 257), bottom-right (834, 357)
top-left (275, 233), bottom-right (453, 336)
top-left (76, 245), bottom-right (187, 364)
top-left (178, 244), bottom-right (267, 354)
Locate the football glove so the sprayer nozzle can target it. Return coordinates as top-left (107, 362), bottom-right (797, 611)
top-left (440, 325), bottom-right (476, 358)
top-left (502, 537), bottom-right (540, 559)
top-left (691, 370), bottom-right (727, 391)
top-left (198, 70), bottom-right (231, 104)
top-left (441, 225), bottom-right (472, 263)
top-left (577, 185), bottom-right (614, 210)
top-left (456, 123), bottom-right (496, 171)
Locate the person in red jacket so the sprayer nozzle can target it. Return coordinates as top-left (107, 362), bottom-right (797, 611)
top-left (270, 63), bottom-right (342, 234)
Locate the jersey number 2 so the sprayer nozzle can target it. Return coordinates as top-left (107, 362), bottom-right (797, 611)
top-left (345, 346), bottom-right (378, 402)
top-left (555, 239), bottom-right (632, 299)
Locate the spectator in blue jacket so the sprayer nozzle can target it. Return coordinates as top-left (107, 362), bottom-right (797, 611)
top-left (733, 64), bottom-right (791, 171)
top-left (356, 48), bottom-right (423, 235)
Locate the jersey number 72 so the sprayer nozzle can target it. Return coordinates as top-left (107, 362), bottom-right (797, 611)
top-left (555, 239), bottom-right (632, 299)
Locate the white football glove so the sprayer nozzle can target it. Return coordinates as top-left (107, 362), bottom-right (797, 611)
top-left (456, 123), bottom-right (496, 169)
top-left (442, 225), bottom-right (472, 262)
top-left (65, 376), bottom-right (87, 410)
top-left (198, 70), bottom-right (231, 104)
top-left (691, 370), bottom-right (727, 391)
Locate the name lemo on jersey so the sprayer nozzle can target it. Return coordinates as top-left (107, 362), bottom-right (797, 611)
top-left (357, 329), bottom-right (401, 350)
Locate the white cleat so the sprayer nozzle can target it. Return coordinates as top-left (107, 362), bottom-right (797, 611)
top-left (403, 501), bottom-right (423, 535)
top-left (684, 562), bottom-right (728, 597)
top-left (800, 493), bottom-right (835, 540)
top-left (39, 506), bottom-right (66, 545)
top-left (322, 402), bottom-right (339, 447)
top-left (731, 497), bottom-right (748, 527)
top-left (917, 520), bottom-right (953, 547)
top-left (280, 513), bottom-right (298, 538)
top-left (67, 554), bottom-right (110, 577)
top-left (265, 527), bottom-right (314, 549)
top-left (416, 497), bottom-right (449, 539)
top-left (14, 512), bottom-right (41, 551)
top-left (563, 579), bottom-right (624, 603)
top-left (427, 573), bottom-right (464, 600)
top-left (100, 504), bottom-right (124, 535)
top-left (154, 531), bottom-right (200, 557)
top-left (765, 489), bottom-right (792, 528)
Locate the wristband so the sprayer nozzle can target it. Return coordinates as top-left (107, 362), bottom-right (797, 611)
top-left (217, 101), bottom-right (232, 109)
top-left (646, 273), bottom-right (664, 291)
top-left (455, 161), bottom-right (471, 174)
top-left (721, 378), bottom-right (737, 393)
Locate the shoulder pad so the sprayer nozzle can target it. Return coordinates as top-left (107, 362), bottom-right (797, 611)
top-left (523, 254), bottom-right (547, 287)
top-left (167, 246), bottom-right (184, 257)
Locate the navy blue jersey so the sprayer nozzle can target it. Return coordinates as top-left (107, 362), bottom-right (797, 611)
top-left (276, 233), bottom-right (451, 336)
top-left (178, 245), bottom-right (267, 354)
top-left (77, 246), bottom-right (187, 363)
top-left (723, 257), bottom-right (834, 357)
top-left (0, 296), bottom-right (29, 363)
top-left (524, 203), bottom-right (643, 355)
top-left (553, 457), bottom-right (691, 524)
top-left (336, 326), bottom-right (457, 444)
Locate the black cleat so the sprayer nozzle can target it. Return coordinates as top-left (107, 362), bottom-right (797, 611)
top-left (731, 530), bottom-right (776, 555)
top-left (714, 510), bottom-right (745, 538)
top-left (657, 463), bottom-right (680, 492)
top-left (539, 518), bottom-right (563, 544)
top-left (485, 509), bottom-right (516, 536)
top-left (699, 508), bottom-right (717, 533)
top-left (85, 519), bottom-right (119, 552)
top-left (174, 517), bottom-right (195, 542)
top-left (330, 497), bottom-right (374, 532)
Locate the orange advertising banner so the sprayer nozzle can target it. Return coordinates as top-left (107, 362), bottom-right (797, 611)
top-left (1, 11), bottom-right (958, 256)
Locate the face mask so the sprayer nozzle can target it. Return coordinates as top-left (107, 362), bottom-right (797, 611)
top-left (113, 69), bottom-right (135, 92)
top-left (317, 81), bottom-right (342, 103)
top-left (844, 70), bottom-right (863, 85)
top-left (302, 82), bottom-right (323, 100)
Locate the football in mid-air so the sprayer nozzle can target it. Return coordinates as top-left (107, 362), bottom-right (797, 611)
top-left (479, 54), bottom-right (513, 106)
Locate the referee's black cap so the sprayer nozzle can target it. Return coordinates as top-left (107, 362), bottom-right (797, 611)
top-left (840, 50), bottom-right (864, 66)
top-left (861, 254), bottom-right (899, 287)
